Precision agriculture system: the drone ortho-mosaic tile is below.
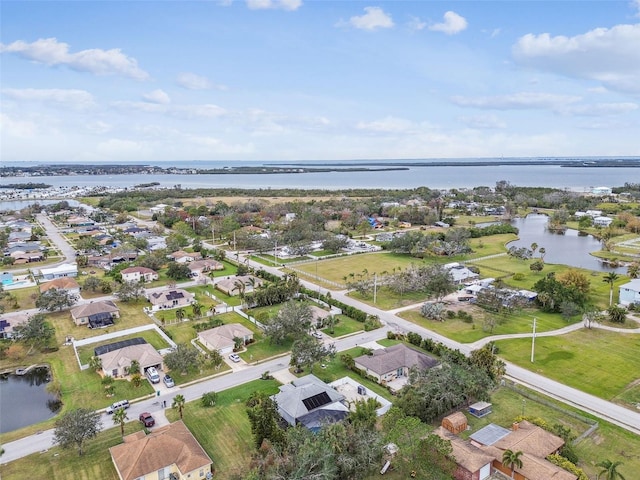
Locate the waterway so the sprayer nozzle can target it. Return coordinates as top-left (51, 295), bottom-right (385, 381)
top-left (507, 214), bottom-right (626, 273)
top-left (0, 367), bottom-right (61, 433)
top-left (2, 161), bottom-right (639, 191)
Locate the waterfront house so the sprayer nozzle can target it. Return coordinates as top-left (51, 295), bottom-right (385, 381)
top-left (98, 341), bottom-right (163, 378)
top-left (619, 279), bottom-right (640, 306)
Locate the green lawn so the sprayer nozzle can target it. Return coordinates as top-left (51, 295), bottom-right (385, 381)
top-left (349, 287), bottom-right (431, 310)
top-left (165, 379), bottom-right (281, 478)
top-left (399, 306), bottom-right (575, 343)
top-left (294, 346), bottom-right (395, 402)
top-left (322, 314), bottom-right (364, 338)
top-left (495, 329), bottom-right (640, 403)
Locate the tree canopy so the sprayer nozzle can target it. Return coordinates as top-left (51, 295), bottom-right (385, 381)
top-left (53, 408), bottom-right (102, 456)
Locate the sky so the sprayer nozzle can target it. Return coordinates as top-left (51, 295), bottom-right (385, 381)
top-left (1, 0), bottom-right (640, 163)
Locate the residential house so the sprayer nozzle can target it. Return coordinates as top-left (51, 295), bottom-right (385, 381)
top-left (468, 421), bottom-right (575, 480)
top-left (272, 374), bottom-right (349, 431)
top-left (70, 300), bottom-right (120, 327)
top-left (354, 343), bottom-right (439, 392)
top-left (215, 275), bottom-right (264, 296)
top-left (149, 203), bottom-right (170, 215)
top-left (169, 250), bottom-right (202, 263)
top-left (445, 262), bottom-right (480, 284)
top-left (187, 259), bottom-right (224, 278)
top-left (109, 421), bottom-right (212, 480)
top-left (97, 341), bottom-right (164, 378)
top-left (585, 210), bottom-right (603, 218)
top-left (619, 279), bottom-right (640, 306)
top-left (121, 266), bottom-right (159, 283)
top-left (39, 277), bottom-right (81, 295)
top-left (435, 427), bottom-right (494, 480)
top-left (593, 216), bottom-right (613, 227)
top-left (40, 263), bottom-right (78, 280)
top-left (147, 288), bottom-right (194, 311)
top-left (67, 216), bottom-right (95, 227)
top-left (591, 186), bottom-right (612, 195)
top-left (197, 323), bottom-right (253, 354)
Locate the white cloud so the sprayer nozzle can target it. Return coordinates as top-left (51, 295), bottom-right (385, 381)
top-left (633, 0), bottom-right (640, 17)
top-left (85, 121), bottom-right (113, 134)
top-left (142, 89), bottom-right (171, 104)
top-left (512, 24), bottom-right (640, 94)
top-left (451, 92), bottom-right (581, 110)
top-left (0, 113), bottom-right (37, 138)
top-left (112, 100), bottom-right (226, 118)
top-left (407, 16), bottom-right (426, 31)
top-left (0, 38), bottom-right (149, 80)
top-left (429, 11), bottom-right (468, 35)
top-left (95, 138), bottom-right (152, 159)
top-left (176, 72), bottom-right (227, 91)
top-left (246, 0), bottom-right (302, 11)
top-left (458, 115), bottom-right (506, 129)
top-left (346, 7), bottom-right (394, 31)
top-left (2, 88), bottom-right (95, 110)
top-left (560, 102), bottom-right (638, 116)
top-left (357, 116), bottom-right (415, 133)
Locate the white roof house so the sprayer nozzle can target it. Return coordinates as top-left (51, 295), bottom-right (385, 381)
top-left (593, 216), bottom-right (613, 227)
top-left (619, 279), bottom-right (640, 306)
top-left (40, 263), bottom-right (78, 280)
top-left (197, 323), bottom-right (253, 354)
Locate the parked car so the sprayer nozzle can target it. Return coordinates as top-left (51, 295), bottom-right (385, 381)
top-left (229, 353), bottom-right (241, 363)
top-left (139, 412), bottom-right (155, 427)
top-left (163, 374), bottom-right (175, 388)
top-left (146, 366), bottom-right (160, 384)
top-left (106, 399), bottom-right (130, 414)
top-left (311, 331), bottom-right (323, 339)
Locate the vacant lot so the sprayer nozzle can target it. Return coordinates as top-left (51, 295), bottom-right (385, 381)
top-left (496, 329), bottom-right (640, 403)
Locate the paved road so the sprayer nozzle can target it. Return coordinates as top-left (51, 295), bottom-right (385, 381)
top-left (35, 213), bottom-right (76, 267)
top-left (4, 241), bottom-right (640, 463)
top-left (0, 329), bottom-right (381, 464)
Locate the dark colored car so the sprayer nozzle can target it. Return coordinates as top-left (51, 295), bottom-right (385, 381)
top-left (139, 412), bottom-right (155, 427)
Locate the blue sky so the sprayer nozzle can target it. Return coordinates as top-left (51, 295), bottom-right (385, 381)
top-left (1, 0), bottom-right (639, 163)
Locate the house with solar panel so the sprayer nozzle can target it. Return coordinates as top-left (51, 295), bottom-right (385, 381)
top-left (95, 337), bottom-right (164, 378)
top-left (271, 374), bottom-right (349, 432)
top-left (70, 300), bottom-right (120, 328)
top-left (147, 288), bottom-right (195, 312)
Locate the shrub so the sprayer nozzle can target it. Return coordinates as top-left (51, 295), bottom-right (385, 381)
top-left (446, 310), bottom-right (456, 319)
top-left (407, 332), bottom-right (422, 346)
top-left (386, 331), bottom-right (397, 340)
top-left (513, 273), bottom-right (525, 281)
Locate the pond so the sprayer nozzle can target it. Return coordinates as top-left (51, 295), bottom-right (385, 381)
top-left (0, 367), bottom-right (62, 433)
top-left (507, 214), bottom-right (627, 273)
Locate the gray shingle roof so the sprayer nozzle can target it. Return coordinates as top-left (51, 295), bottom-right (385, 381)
top-left (354, 343), bottom-right (439, 376)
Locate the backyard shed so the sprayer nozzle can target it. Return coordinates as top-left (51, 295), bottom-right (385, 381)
top-left (442, 411), bottom-right (468, 434)
top-left (468, 401), bottom-right (493, 418)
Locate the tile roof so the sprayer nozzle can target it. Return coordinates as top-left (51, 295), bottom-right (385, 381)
top-left (39, 277), bottom-right (80, 293)
top-left (493, 420), bottom-right (565, 458)
top-left (99, 343), bottom-right (163, 373)
top-left (354, 343), bottom-right (439, 376)
top-left (71, 300), bottom-right (119, 319)
top-left (198, 323), bottom-right (253, 350)
top-left (110, 421), bottom-right (212, 480)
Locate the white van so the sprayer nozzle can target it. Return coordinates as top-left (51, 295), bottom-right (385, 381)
top-left (106, 399), bottom-right (130, 414)
top-left (146, 366), bottom-right (160, 384)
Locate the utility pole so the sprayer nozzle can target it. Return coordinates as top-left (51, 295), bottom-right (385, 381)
top-left (373, 272), bottom-right (378, 304)
top-left (531, 317), bottom-right (537, 363)
top-left (273, 239), bottom-right (278, 266)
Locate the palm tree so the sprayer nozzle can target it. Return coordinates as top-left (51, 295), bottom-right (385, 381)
top-left (172, 394), bottom-right (186, 419)
top-left (175, 307), bottom-right (186, 322)
top-left (596, 459), bottom-right (626, 480)
top-left (627, 262), bottom-right (640, 279)
top-left (127, 359), bottom-right (140, 376)
top-left (191, 301), bottom-right (202, 318)
top-left (502, 449), bottom-right (523, 479)
top-left (603, 272), bottom-right (619, 306)
top-left (113, 407), bottom-right (128, 437)
top-left (89, 355), bottom-right (102, 372)
top-left (538, 247), bottom-right (546, 260)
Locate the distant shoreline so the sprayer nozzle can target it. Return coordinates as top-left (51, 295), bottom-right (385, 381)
top-left (2, 158), bottom-right (639, 180)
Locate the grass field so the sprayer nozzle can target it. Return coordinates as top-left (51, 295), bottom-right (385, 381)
top-left (399, 306), bottom-right (575, 343)
top-left (165, 379), bottom-right (281, 478)
top-left (495, 328), bottom-right (640, 403)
